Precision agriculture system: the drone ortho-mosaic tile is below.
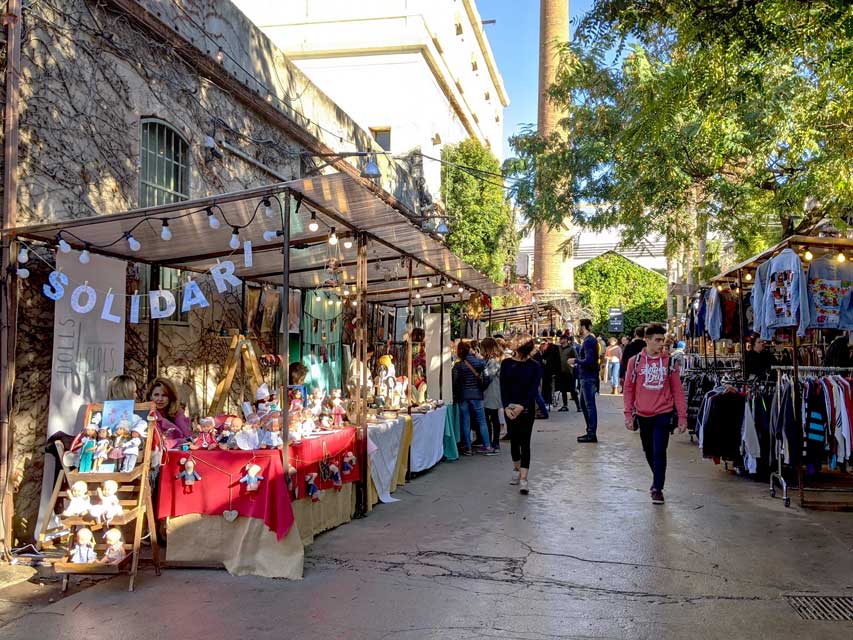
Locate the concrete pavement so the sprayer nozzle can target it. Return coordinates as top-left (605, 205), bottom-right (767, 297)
top-left (1, 395), bottom-right (852, 639)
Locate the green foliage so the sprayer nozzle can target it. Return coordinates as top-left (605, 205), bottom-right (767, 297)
top-left (441, 139), bottom-right (518, 283)
top-left (575, 252), bottom-right (666, 336)
top-left (506, 1), bottom-right (853, 270)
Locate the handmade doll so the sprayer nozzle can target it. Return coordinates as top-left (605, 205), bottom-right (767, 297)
top-left (286, 465), bottom-right (298, 498)
top-left (191, 417), bottom-right (219, 450)
top-left (309, 388), bottom-right (325, 417)
top-left (329, 463), bottom-right (342, 491)
top-left (239, 463), bottom-right (264, 492)
top-left (175, 458), bottom-right (201, 494)
top-left (88, 480), bottom-right (123, 523)
top-left (332, 393), bottom-right (346, 427)
top-left (93, 428), bottom-right (111, 471)
top-left (63, 481), bottom-right (91, 517)
top-left (100, 528), bottom-right (126, 565)
top-left (217, 417), bottom-right (237, 450)
top-left (342, 451), bottom-right (356, 475)
top-left (253, 383), bottom-right (272, 416)
top-left (121, 422), bottom-right (145, 472)
top-left (305, 472), bottom-right (320, 502)
top-left (289, 389), bottom-right (304, 412)
top-left (69, 527), bottom-right (97, 564)
top-left (233, 416), bottom-right (260, 450)
top-left (260, 416), bottom-right (284, 449)
top-left (77, 425), bottom-right (98, 473)
top-left (109, 421), bottom-right (129, 462)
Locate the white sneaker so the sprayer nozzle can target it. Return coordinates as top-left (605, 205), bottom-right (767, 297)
top-left (510, 470), bottom-right (520, 485)
top-left (519, 479), bottom-right (529, 495)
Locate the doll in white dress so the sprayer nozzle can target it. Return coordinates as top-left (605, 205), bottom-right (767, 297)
top-left (63, 481), bottom-right (91, 517)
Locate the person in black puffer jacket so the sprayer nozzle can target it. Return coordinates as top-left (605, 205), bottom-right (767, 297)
top-left (452, 341), bottom-right (497, 456)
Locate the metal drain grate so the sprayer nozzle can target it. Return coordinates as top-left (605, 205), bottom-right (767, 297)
top-left (786, 595), bottom-right (853, 621)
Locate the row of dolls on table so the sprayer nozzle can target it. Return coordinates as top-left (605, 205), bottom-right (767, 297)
top-left (74, 414), bottom-right (147, 473)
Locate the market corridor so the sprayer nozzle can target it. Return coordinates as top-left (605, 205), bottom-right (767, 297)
top-left (3, 395), bottom-right (853, 639)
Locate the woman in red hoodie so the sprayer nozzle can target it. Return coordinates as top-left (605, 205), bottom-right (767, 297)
top-left (622, 324), bottom-right (687, 505)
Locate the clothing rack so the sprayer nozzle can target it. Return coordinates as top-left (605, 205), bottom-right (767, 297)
top-left (773, 365), bottom-right (853, 510)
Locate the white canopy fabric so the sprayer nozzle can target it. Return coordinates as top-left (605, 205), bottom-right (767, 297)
top-left (8, 173), bottom-right (504, 305)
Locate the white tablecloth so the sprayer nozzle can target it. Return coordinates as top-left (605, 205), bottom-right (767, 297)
top-left (410, 407), bottom-right (447, 472)
top-left (367, 417), bottom-right (405, 503)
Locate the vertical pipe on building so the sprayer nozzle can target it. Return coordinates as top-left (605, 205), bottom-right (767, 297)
top-left (0, 0), bottom-right (23, 558)
top-left (280, 194), bottom-right (291, 456)
top-left (146, 266), bottom-right (161, 383)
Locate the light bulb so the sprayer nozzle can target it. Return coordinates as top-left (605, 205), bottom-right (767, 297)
top-left (745, 273), bottom-right (752, 281)
top-left (336, 300), bottom-right (342, 306)
top-left (215, 48), bottom-right (224, 62)
top-left (343, 288), bottom-right (350, 296)
top-left (804, 249), bottom-right (813, 261)
top-left (17, 247), bottom-right (28, 263)
top-left (263, 230), bottom-right (280, 242)
top-left (343, 239), bottom-right (353, 250)
top-left (58, 237), bottom-right (71, 253)
top-left (426, 280), bottom-right (433, 288)
top-left (716, 284), bottom-right (723, 291)
top-left (229, 228), bottom-right (240, 250)
top-left (127, 234), bottom-right (141, 252)
top-left (308, 213), bottom-right (319, 233)
top-left (445, 280), bottom-right (453, 289)
top-left (838, 251), bottom-right (846, 263)
top-left (207, 208), bottom-right (221, 229)
top-left (16, 267), bottom-right (29, 279)
top-left (328, 227), bottom-right (338, 246)
top-left (266, 94), bottom-right (273, 103)
top-left (415, 292), bottom-right (421, 299)
top-left (263, 198), bottom-right (274, 218)
top-left (160, 220), bottom-right (172, 241)
top-left (79, 249), bottom-right (91, 264)
top-left (315, 294), bottom-right (321, 303)
top-left (458, 286), bottom-right (464, 293)
top-left (351, 300), bottom-right (358, 307)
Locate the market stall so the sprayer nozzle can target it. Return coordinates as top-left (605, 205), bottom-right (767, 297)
top-left (4, 172), bottom-right (505, 579)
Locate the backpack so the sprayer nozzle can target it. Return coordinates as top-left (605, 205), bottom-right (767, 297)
top-left (630, 352), bottom-right (677, 384)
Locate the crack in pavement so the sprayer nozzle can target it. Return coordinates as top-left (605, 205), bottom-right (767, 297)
top-left (305, 547), bottom-right (775, 606)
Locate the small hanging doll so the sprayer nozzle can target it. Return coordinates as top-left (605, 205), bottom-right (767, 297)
top-left (77, 425), bottom-right (98, 473)
top-left (191, 417), bottom-right (219, 450)
top-left (239, 463), bottom-right (265, 492)
top-left (329, 463), bottom-right (342, 491)
top-left (88, 480), bottom-right (124, 523)
top-left (306, 472), bottom-right (320, 502)
top-left (332, 393), bottom-right (346, 428)
top-left (109, 421), bottom-right (129, 462)
top-left (63, 481), bottom-right (91, 517)
top-left (69, 527), bottom-right (97, 564)
top-left (93, 428), bottom-right (111, 471)
top-left (286, 465), bottom-right (298, 499)
top-left (176, 458), bottom-right (201, 494)
top-left (121, 423), bottom-right (145, 473)
top-left (342, 451), bottom-right (356, 475)
top-left (100, 528), bottom-right (126, 565)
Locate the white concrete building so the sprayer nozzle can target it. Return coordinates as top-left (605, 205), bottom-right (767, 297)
top-left (233, 0), bottom-right (509, 196)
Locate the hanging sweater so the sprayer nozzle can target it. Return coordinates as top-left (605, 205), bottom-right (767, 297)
top-left (623, 351), bottom-right (687, 424)
top-left (763, 248), bottom-right (810, 336)
top-left (705, 287), bottom-right (723, 340)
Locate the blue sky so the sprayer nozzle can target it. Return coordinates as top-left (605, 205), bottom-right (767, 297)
top-left (477, 0), bottom-right (597, 159)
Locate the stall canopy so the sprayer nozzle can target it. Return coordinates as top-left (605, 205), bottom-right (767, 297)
top-left (7, 173), bottom-right (504, 304)
top-left (486, 302), bottom-right (568, 327)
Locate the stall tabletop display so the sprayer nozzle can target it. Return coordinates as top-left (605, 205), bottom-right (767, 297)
top-left (39, 403), bottom-right (162, 592)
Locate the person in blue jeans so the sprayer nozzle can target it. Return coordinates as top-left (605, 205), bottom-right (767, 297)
top-left (569, 319), bottom-right (600, 443)
top-left (452, 340), bottom-right (498, 456)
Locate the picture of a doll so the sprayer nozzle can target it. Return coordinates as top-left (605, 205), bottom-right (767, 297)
top-left (100, 528), bottom-right (126, 565)
top-left (88, 480), bottom-right (123, 524)
top-left (63, 481), bottom-right (91, 517)
top-left (77, 425), bottom-right (98, 473)
top-left (69, 527), bottom-right (97, 564)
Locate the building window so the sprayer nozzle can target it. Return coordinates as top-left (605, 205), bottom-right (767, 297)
top-left (370, 127), bottom-right (391, 151)
top-left (139, 118), bottom-right (191, 323)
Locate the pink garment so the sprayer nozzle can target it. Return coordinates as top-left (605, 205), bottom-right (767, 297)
top-left (623, 351), bottom-right (687, 425)
top-left (157, 409), bottom-right (193, 448)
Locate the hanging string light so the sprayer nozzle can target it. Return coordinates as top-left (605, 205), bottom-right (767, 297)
top-left (229, 227), bottom-right (241, 250)
top-left (745, 272), bottom-right (752, 281)
top-left (57, 235), bottom-right (71, 253)
top-left (207, 207), bottom-right (221, 229)
top-left (262, 230), bottom-right (283, 242)
top-left (457, 285), bottom-right (464, 293)
top-left (79, 247), bottom-right (91, 264)
top-left (415, 292), bottom-right (421, 299)
top-left (315, 293), bottom-right (322, 303)
top-left (215, 47), bottom-right (225, 63)
top-left (160, 220), bottom-right (172, 241)
top-left (16, 267), bottom-right (29, 279)
top-left (804, 248), bottom-right (814, 261)
top-left (308, 212), bottom-right (319, 233)
top-left (426, 279), bottom-right (433, 288)
top-left (343, 238), bottom-right (353, 250)
top-left (17, 246), bottom-right (28, 263)
top-left (445, 279), bottom-right (453, 289)
top-left (838, 250), bottom-right (846, 263)
top-left (126, 233), bottom-right (141, 252)
top-left (328, 227), bottom-right (338, 246)
top-left (262, 198), bottom-right (275, 218)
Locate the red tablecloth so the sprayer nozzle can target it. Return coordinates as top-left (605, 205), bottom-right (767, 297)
top-left (288, 427), bottom-right (358, 494)
top-left (157, 449), bottom-right (294, 541)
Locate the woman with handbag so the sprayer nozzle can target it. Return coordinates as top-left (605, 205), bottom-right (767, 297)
top-left (452, 341), bottom-right (498, 456)
top-left (500, 339), bottom-right (543, 494)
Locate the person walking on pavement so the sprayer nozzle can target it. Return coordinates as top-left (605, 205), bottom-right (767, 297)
top-left (481, 337), bottom-right (504, 451)
top-left (452, 341), bottom-right (498, 456)
top-left (619, 326), bottom-right (647, 389)
top-left (557, 334), bottom-right (581, 412)
top-left (500, 339), bottom-right (543, 494)
top-left (605, 337), bottom-right (623, 394)
top-left (569, 319), bottom-right (600, 443)
top-left (622, 324), bottom-right (687, 505)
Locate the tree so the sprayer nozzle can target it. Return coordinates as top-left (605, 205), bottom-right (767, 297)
top-left (574, 252), bottom-right (667, 335)
top-left (505, 1), bottom-right (853, 274)
top-left (441, 139), bottom-right (518, 284)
